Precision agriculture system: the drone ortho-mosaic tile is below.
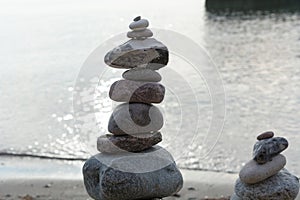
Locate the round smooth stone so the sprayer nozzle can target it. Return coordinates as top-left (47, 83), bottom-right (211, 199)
top-left (257, 131), bottom-right (274, 140)
top-left (235, 169), bottom-right (299, 200)
top-left (108, 103), bottom-right (163, 135)
top-left (97, 132), bottom-right (162, 153)
top-left (109, 80), bottom-right (165, 104)
top-left (127, 29), bottom-right (153, 39)
top-left (253, 137), bottom-right (288, 164)
top-left (239, 154), bottom-right (286, 184)
top-left (122, 68), bottom-right (162, 82)
top-left (129, 19), bottom-right (149, 30)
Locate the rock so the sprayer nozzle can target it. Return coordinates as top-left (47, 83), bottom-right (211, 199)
top-left (235, 169), bottom-right (300, 200)
top-left (122, 68), bottom-right (162, 82)
top-left (97, 132), bottom-right (162, 153)
top-left (230, 193), bottom-right (242, 200)
top-left (129, 18), bottom-right (149, 30)
top-left (109, 80), bottom-right (165, 104)
top-left (239, 154), bottom-right (286, 184)
top-left (108, 103), bottom-right (163, 135)
top-left (104, 38), bottom-right (168, 70)
top-left (127, 29), bottom-right (153, 39)
top-left (83, 146), bottom-right (183, 200)
top-left (257, 131), bottom-right (274, 140)
top-left (253, 137), bottom-right (288, 164)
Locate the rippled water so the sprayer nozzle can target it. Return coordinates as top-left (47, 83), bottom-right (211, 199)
top-left (1, 0), bottom-right (300, 175)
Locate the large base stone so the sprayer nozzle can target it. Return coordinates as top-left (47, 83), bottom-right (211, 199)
top-left (235, 169), bottom-right (299, 200)
top-left (83, 146), bottom-right (183, 200)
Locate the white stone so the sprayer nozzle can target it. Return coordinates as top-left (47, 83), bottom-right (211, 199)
top-left (129, 19), bottom-right (149, 30)
top-left (239, 154), bottom-right (286, 184)
top-left (127, 29), bottom-right (153, 39)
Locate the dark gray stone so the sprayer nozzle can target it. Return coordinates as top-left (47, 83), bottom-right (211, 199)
top-left (235, 169), bottom-right (300, 200)
top-left (257, 131), bottom-right (274, 140)
top-left (97, 132), bottom-right (162, 153)
top-left (253, 137), bottom-right (288, 164)
top-left (108, 103), bottom-right (163, 135)
top-left (122, 68), bottom-right (162, 82)
top-left (83, 146), bottom-right (183, 200)
top-left (109, 80), bottom-right (165, 104)
top-left (104, 38), bottom-right (168, 70)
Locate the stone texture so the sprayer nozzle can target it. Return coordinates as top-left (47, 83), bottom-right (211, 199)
top-left (253, 137), bottom-right (288, 164)
top-left (97, 132), bottom-right (162, 153)
top-left (235, 169), bottom-right (300, 200)
top-left (127, 29), bottom-right (153, 39)
top-left (257, 131), bottom-right (274, 140)
top-left (104, 38), bottom-right (168, 70)
top-left (122, 68), bottom-right (162, 82)
top-left (83, 146), bottom-right (183, 200)
top-left (239, 154), bottom-right (286, 184)
top-left (109, 80), bottom-right (165, 104)
top-left (108, 103), bottom-right (163, 135)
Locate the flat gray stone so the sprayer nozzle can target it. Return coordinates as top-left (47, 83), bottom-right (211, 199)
top-left (108, 103), bottom-right (163, 135)
top-left (235, 169), bottom-right (300, 200)
top-left (127, 29), bottom-right (153, 39)
top-left (239, 154), bottom-right (286, 184)
top-left (104, 38), bottom-right (168, 70)
top-left (83, 146), bottom-right (183, 200)
top-left (122, 68), bottom-right (162, 82)
top-left (253, 137), bottom-right (288, 164)
top-left (129, 18), bottom-right (149, 30)
top-left (97, 132), bottom-right (162, 153)
top-left (109, 80), bottom-right (165, 104)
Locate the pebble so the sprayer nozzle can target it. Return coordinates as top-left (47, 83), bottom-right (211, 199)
top-left (129, 18), bottom-right (149, 30)
top-left (235, 169), bottom-right (299, 200)
top-left (108, 103), bottom-right (163, 135)
top-left (97, 132), bottom-right (162, 153)
top-left (253, 137), bottom-right (288, 164)
top-left (122, 68), bottom-right (162, 82)
top-left (257, 131), bottom-right (274, 140)
top-left (239, 154), bottom-right (286, 184)
top-left (83, 146), bottom-right (183, 200)
top-left (109, 80), bottom-right (165, 104)
top-left (127, 29), bottom-right (153, 39)
top-left (104, 38), bottom-right (168, 69)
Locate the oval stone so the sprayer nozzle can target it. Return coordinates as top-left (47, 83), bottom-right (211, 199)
top-left (129, 19), bottom-right (149, 30)
top-left (109, 80), bottom-right (165, 104)
top-left (127, 29), bottom-right (153, 39)
top-left (122, 68), bottom-right (162, 82)
top-left (108, 103), bottom-right (163, 135)
top-left (239, 154), bottom-right (286, 184)
top-left (235, 169), bottom-right (299, 200)
top-left (104, 38), bottom-right (168, 70)
top-left (253, 137), bottom-right (288, 164)
top-left (97, 132), bottom-right (162, 153)
top-left (257, 131), bottom-right (274, 140)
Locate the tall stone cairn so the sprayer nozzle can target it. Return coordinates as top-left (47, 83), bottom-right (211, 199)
top-left (82, 16), bottom-right (183, 200)
top-left (231, 131), bottom-right (300, 200)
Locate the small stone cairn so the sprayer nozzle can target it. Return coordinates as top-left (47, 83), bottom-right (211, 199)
top-left (231, 131), bottom-right (300, 200)
top-left (82, 16), bottom-right (183, 200)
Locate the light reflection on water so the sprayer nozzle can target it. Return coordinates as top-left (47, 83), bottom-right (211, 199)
top-left (0, 0), bottom-right (300, 174)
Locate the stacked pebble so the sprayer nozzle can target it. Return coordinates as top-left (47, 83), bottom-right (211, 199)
top-left (231, 131), bottom-right (300, 200)
top-left (83, 17), bottom-right (183, 200)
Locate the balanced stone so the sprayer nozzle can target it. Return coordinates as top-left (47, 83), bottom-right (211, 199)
top-left (129, 18), bottom-right (149, 30)
top-left (127, 29), bottom-right (153, 39)
top-left (253, 137), bottom-right (288, 164)
top-left (257, 131), bottom-right (274, 140)
top-left (108, 103), bottom-right (163, 135)
top-left (235, 169), bottom-right (300, 200)
top-left (83, 146), bottom-right (183, 200)
top-left (239, 154), bottom-right (286, 184)
top-left (97, 132), bottom-right (162, 153)
top-left (104, 38), bottom-right (168, 70)
top-left (109, 80), bottom-right (165, 103)
top-left (122, 68), bottom-right (162, 82)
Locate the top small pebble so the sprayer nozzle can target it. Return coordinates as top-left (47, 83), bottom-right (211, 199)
top-left (257, 131), bottom-right (274, 140)
top-left (129, 17), bottom-right (149, 30)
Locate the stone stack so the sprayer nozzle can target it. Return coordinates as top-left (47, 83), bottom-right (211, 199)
top-left (231, 131), bottom-right (300, 200)
top-left (83, 17), bottom-right (183, 200)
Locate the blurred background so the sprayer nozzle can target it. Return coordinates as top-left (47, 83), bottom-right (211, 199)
top-left (0, 0), bottom-right (300, 176)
